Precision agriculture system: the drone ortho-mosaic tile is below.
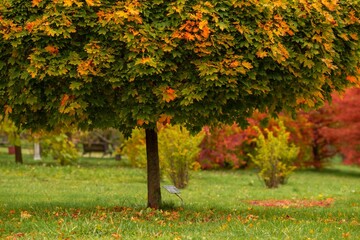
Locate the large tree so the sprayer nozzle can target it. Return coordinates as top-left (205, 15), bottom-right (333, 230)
top-left (1, 0), bottom-right (359, 208)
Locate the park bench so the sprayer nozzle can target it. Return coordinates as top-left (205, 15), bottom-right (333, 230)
top-left (0, 134), bottom-right (8, 146)
top-left (82, 142), bottom-right (112, 157)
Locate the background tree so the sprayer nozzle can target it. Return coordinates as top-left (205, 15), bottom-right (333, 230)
top-left (305, 108), bottom-right (338, 168)
top-left (321, 87), bottom-right (360, 165)
top-left (1, 0), bottom-right (360, 208)
top-left (198, 123), bottom-right (254, 169)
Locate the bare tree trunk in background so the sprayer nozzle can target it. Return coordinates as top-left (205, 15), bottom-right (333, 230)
top-left (34, 142), bottom-right (41, 161)
top-left (15, 145), bottom-right (23, 164)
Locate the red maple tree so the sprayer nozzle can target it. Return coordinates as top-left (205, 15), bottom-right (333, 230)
top-left (320, 88), bottom-right (360, 165)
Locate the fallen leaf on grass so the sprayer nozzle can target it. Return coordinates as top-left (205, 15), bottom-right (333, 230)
top-left (342, 232), bottom-right (351, 238)
top-left (6, 232), bottom-right (25, 239)
top-left (248, 198), bottom-right (334, 208)
top-left (20, 211), bottom-right (32, 219)
top-left (112, 233), bottom-right (121, 239)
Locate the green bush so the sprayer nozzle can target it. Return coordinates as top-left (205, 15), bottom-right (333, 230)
top-left (159, 125), bottom-right (203, 189)
top-left (0, 116), bottom-right (21, 146)
top-left (249, 121), bottom-right (299, 188)
top-left (41, 133), bottom-right (79, 166)
top-left (122, 128), bottom-right (147, 168)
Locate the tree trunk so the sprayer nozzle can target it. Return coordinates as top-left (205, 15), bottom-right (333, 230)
top-left (145, 129), bottom-right (162, 209)
top-left (34, 142), bottom-right (41, 160)
top-left (15, 145), bottom-right (23, 164)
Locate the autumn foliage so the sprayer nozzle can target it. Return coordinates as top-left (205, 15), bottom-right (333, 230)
top-left (1, 0), bottom-right (360, 208)
top-left (319, 88), bottom-right (360, 165)
top-left (199, 86), bottom-right (360, 169)
top-left (198, 124), bottom-right (255, 169)
top-left (249, 121), bottom-right (299, 188)
top-left (1, 0), bottom-right (360, 133)
top-left (197, 108), bottom-right (347, 170)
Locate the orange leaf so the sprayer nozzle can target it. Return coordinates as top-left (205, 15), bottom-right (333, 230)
top-left (350, 33), bottom-right (358, 40)
top-left (32, 0), bottom-right (42, 7)
top-left (296, 97), bottom-right (306, 105)
top-left (163, 87), bottom-right (177, 102)
top-left (25, 22), bottom-right (35, 32)
top-left (184, 32), bottom-right (195, 41)
top-left (256, 50), bottom-right (268, 58)
top-left (229, 61), bottom-right (240, 68)
top-left (77, 60), bottom-right (92, 76)
top-left (60, 94), bottom-right (70, 106)
top-left (45, 45), bottom-right (59, 55)
top-left (4, 105), bottom-right (12, 115)
top-left (137, 119), bottom-right (148, 126)
top-left (346, 75), bottom-right (358, 83)
top-left (201, 26), bottom-right (210, 39)
top-left (158, 114), bottom-right (172, 125)
top-left (141, 57), bottom-right (151, 64)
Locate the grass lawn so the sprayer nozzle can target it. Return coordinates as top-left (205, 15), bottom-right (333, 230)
top-left (0, 152), bottom-right (359, 239)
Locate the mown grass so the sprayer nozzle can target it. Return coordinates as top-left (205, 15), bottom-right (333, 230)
top-left (0, 151), bottom-right (359, 239)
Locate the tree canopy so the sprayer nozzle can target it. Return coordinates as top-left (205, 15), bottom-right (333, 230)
top-left (1, 0), bottom-right (359, 133)
top-left (1, 0), bottom-right (360, 208)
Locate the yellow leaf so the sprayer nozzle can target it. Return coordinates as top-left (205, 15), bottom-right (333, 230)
top-left (313, 91), bottom-right (324, 100)
top-left (350, 33), bottom-right (358, 40)
top-left (340, 33), bottom-right (349, 41)
top-left (321, 58), bottom-right (338, 70)
top-left (21, 211), bottom-right (32, 219)
top-left (198, 20), bottom-right (208, 30)
top-left (256, 50), bottom-right (268, 58)
top-left (115, 10), bottom-right (128, 18)
top-left (85, 0), bottom-right (100, 6)
top-left (321, 0), bottom-right (338, 11)
top-left (126, 5), bottom-right (140, 16)
top-left (323, 43), bottom-right (333, 52)
top-left (141, 57), bottom-right (151, 64)
top-left (63, 0), bottom-right (73, 7)
top-left (242, 61), bottom-right (253, 69)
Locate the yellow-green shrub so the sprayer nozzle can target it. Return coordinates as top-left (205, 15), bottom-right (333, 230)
top-left (41, 133), bottom-right (79, 165)
top-left (122, 125), bottom-right (203, 188)
top-left (249, 121), bottom-right (299, 188)
top-left (159, 125), bottom-right (203, 189)
top-left (121, 128), bottom-right (147, 168)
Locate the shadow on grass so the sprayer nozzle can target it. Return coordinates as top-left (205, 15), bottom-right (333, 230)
top-left (299, 166), bottom-right (360, 179)
top-left (0, 153), bottom-right (130, 169)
